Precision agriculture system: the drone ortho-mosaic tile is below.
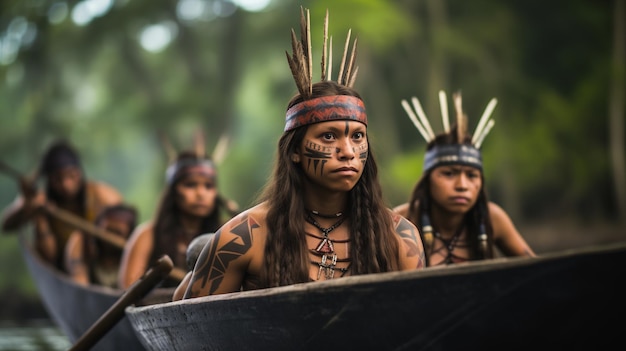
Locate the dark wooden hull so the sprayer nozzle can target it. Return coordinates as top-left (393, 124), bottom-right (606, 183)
top-left (19, 231), bottom-right (174, 351)
top-left (126, 241), bottom-right (626, 351)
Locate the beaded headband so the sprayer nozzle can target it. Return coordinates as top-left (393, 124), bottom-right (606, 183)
top-left (401, 91), bottom-right (497, 172)
top-left (284, 7), bottom-right (367, 131)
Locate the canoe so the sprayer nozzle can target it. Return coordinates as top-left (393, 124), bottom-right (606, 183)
top-left (18, 230), bottom-right (175, 351)
top-left (126, 241), bottom-right (626, 351)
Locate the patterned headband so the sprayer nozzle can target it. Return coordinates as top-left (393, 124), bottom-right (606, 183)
top-left (284, 95), bottom-right (367, 131)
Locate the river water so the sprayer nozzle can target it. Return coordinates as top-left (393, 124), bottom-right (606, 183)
top-left (0, 321), bottom-right (70, 351)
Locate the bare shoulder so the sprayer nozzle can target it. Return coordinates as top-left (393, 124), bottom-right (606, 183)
top-left (213, 202), bottom-right (269, 246)
top-left (393, 202), bottom-right (410, 217)
top-left (185, 203), bottom-right (268, 297)
top-left (218, 203), bottom-right (267, 230)
top-left (488, 201), bottom-right (509, 217)
top-left (487, 202), bottom-right (535, 257)
top-left (126, 220), bottom-right (154, 249)
top-left (388, 209), bottom-right (425, 270)
top-left (487, 202), bottom-right (516, 230)
top-left (89, 180), bottom-right (123, 203)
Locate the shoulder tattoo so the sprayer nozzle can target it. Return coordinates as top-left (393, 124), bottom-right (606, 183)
top-left (393, 214), bottom-right (426, 268)
top-left (185, 215), bottom-right (258, 296)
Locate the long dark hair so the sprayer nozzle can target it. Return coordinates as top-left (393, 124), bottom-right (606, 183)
top-left (406, 125), bottom-right (494, 262)
top-left (151, 151), bottom-right (226, 270)
top-left (258, 81), bottom-right (401, 287)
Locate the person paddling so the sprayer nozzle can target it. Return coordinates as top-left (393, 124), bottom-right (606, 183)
top-left (1, 140), bottom-right (123, 270)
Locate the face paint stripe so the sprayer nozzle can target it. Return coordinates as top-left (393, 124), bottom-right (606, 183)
top-left (304, 149), bottom-right (331, 159)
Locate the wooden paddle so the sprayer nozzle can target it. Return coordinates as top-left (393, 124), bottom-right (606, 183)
top-left (0, 159), bottom-right (187, 281)
top-left (69, 255), bottom-right (174, 351)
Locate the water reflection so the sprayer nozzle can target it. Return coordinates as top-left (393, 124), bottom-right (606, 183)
top-left (0, 320), bottom-right (70, 351)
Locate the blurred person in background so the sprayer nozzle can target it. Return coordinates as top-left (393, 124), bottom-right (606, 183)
top-left (1, 140), bottom-right (124, 270)
top-left (394, 91), bottom-right (535, 267)
top-left (64, 204), bottom-right (138, 288)
top-left (118, 137), bottom-right (238, 289)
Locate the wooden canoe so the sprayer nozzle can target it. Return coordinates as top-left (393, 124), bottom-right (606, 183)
top-left (18, 230), bottom-right (174, 351)
top-left (126, 241), bottom-right (626, 351)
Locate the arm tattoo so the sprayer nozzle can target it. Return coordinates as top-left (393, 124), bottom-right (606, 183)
top-left (185, 215), bottom-right (258, 296)
top-left (394, 216), bottom-right (426, 268)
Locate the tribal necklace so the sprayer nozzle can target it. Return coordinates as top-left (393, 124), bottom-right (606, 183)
top-left (433, 227), bottom-right (465, 264)
top-left (305, 213), bottom-right (349, 279)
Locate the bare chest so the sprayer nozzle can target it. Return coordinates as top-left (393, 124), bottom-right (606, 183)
top-left (427, 231), bottom-right (471, 267)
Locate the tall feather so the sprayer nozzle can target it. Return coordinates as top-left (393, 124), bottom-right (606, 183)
top-left (347, 66), bottom-right (359, 88)
top-left (474, 119), bottom-right (495, 149)
top-left (321, 9), bottom-right (329, 81)
top-left (193, 130), bottom-right (206, 158)
top-left (286, 7), bottom-right (312, 99)
top-left (401, 99), bottom-right (433, 142)
top-left (453, 92), bottom-right (467, 143)
top-left (157, 131), bottom-right (177, 163)
top-left (286, 8), bottom-right (358, 98)
top-left (438, 90), bottom-right (450, 133)
top-left (327, 36), bottom-right (333, 81)
top-left (337, 29), bottom-right (351, 85)
top-left (304, 7), bottom-right (312, 96)
top-left (211, 133), bottom-right (230, 165)
top-left (472, 98), bottom-right (498, 144)
top-left (345, 37), bottom-right (358, 87)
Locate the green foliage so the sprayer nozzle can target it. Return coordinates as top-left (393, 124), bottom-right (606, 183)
top-left (383, 148), bottom-right (425, 207)
top-left (0, 0), bottom-right (622, 297)
top-left (0, 234), bottom-right (38, 296)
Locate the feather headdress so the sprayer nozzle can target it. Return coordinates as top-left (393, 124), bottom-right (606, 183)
top-left (159, 130), bottom-right (239, 215)
top-left (402, 91), bottom-right (496, 258)
top-left (401, 90), bottom-right (498, 172)
top-left (283, 7), bottom-right (367, 131)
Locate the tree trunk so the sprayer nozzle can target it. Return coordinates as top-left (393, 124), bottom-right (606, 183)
top-left (609, 0), bottom-right (626, 223)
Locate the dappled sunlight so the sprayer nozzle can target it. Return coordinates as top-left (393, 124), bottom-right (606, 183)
top-left (71, 0), bottom-right (114, 26)
top-left (139, 21), bottom-right (179, 53)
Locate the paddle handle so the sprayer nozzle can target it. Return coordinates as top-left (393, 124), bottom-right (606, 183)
top-left (69, 255), bottom-right (174, 351)
top-left (43, 204), bottom-right (127, 248)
